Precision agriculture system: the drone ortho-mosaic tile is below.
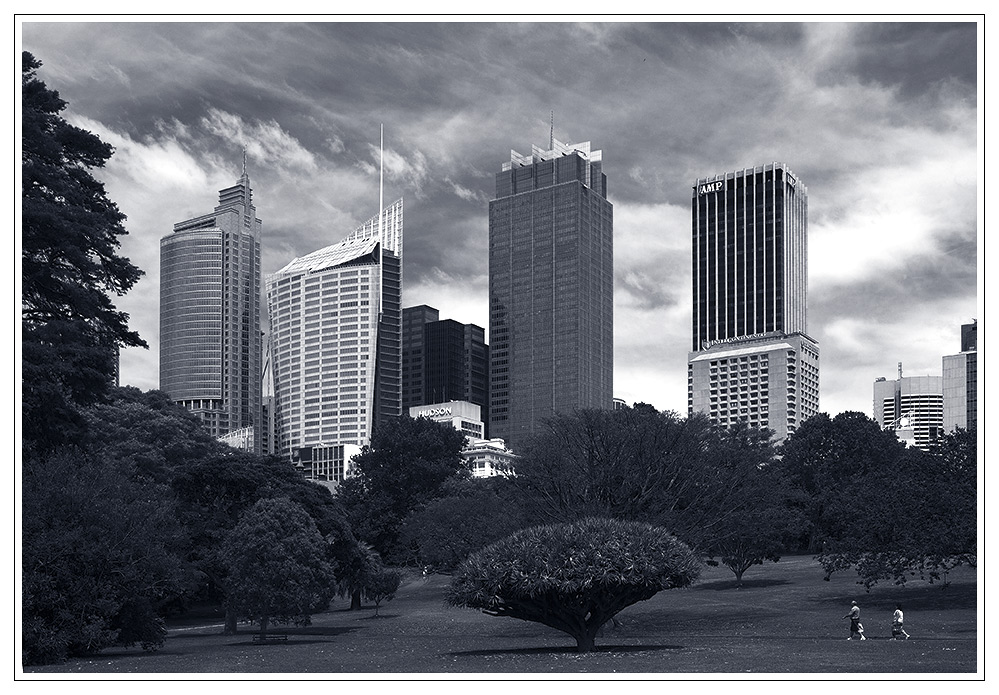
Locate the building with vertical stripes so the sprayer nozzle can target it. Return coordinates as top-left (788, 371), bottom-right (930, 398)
top-left (265, 199), bottom-right (403, 480)
top-left (488, 138), bottom-right (614, 451)
top-left (687, 163), bottom-right (818, 441)
top-left (160, 166), bottom-right (262, 451)
top-left (942, 320), bottom-right (977, 433)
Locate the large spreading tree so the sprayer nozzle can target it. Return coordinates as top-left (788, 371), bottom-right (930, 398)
top-left (446, 517), bottom-right (701, 653)
top-left (22, 51), bottom-right (145, 450)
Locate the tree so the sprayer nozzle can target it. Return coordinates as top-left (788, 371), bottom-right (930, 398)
top-left (814, 434), bottom-right (977, 589)
top-left (21, 52), bottom-right (145, 450)
top-left (446, 517), bottom-right (701, 653)
top-left (336, 415), bottom-right (469, 563)
top-left (362, 567), bottom-right (402, 617)
top-left (704, 465), bottom-right (808, 586)
top-left (398, 477), bottom-right (530, 572)
top-left (220, 498), bottom-right (335, 638)
top-left (513, 406), bottom-right (790, 556)
top-left (513, 406), bottom-right (712, 525)
top-left (776, 411), bottom-right (908, 552)
top-left (22, 450), bottom-right (185, 665)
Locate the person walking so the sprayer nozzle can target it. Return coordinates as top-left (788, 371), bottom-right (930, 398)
top-left (892, 603), bottom-right (911, 640)
top-left (844, 600), bottom-right (866, 640)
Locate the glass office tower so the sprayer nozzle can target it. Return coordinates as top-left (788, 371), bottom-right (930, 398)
top-left (488, 139), bottom-right (614, 451)
top-left (687, 163), bottom-right (818, 441)
top-left (266, 199), bottom-right (403, 474)
top-left (160, 168), bottom-right (262, 451)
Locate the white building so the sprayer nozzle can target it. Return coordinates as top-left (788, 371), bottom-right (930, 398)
top-left (410, 400), bottom-right (515, 477)
top-left (873, 371), bottom-right (944, 451)
top-left (266, 198), bottom-right (403, 480)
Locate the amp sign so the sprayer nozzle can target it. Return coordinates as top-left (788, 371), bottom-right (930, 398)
top-left (698, 181), bottom-right (724, 196)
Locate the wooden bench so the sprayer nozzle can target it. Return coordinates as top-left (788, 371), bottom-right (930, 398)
top-left (252, 633), bottom-right (288, 642)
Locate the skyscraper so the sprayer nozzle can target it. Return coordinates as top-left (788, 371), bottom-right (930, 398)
top-left (402, 305), bottom-right (489, 432)
top-left (488, 138), bottom-right (614, 451)
top-left (687, 163), bottom-right (819, 441)
top-left (265, 198), bottom-right (403, 478)
top-left (943, 320), bottom-right (978, 433)
top-left (401, 305), bottom-right (439, 410)
top-left (160, 166), bottom-right (262, 451)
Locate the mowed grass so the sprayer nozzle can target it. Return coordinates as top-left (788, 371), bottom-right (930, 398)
top-left (23, 555), bottom-right (978, 676)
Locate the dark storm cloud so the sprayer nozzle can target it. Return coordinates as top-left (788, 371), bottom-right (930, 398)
top-left (20, 19), bottom-right (979, 415)
top-left (844, 22), bottom-right (978, 100)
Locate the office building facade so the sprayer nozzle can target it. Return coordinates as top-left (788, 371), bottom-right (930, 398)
top-left (687, 163), bottom-right (818, 441)
top-left (943, 320), bottom-right (978, 433)
top-left (265, 199), bottom-right (403, 476)
top-left (160, 168), bottom-right (262, 451)
top-left (488, 139), bottom-right (614, 451)
top-left (874, 373), bottom-right (944, 450)
top-left (401, 305), bottom-right (440, 410)
top-left (402, 305), bottom-right (490, 434)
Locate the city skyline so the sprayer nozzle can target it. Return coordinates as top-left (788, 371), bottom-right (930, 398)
top-left (18, 20), bottom-right (981, 419)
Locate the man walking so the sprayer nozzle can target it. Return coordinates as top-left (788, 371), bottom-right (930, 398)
top-left (892, 603), bottom-right (911, 640)
top-left (844, 600), bottom-right (866, 640)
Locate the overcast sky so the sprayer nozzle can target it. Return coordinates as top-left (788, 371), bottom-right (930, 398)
top-left (20, 19), bottom-right (981, 418)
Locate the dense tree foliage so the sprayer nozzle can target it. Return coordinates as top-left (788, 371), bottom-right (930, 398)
top-left (398, 477), bottom-right (529, 572)
top-left (220, 498), bottom-right (335, 637)
top-left (809, 428), bottom-right (977, 589)
top-left (22, 451), bottom-right (186, 664)
top-left (336, 416), bottom-right (469, 563)
top-left (512, 407), bottom-right (800, 571)
top-left (775, 411), bottom-right (908, 552)
top-left (776, 415), bottom-right (977, 588)
top-left (22, 52), bottom-right (145, 450)
top-left (447, 517), bottom-right (701, 652)
top-left (22, 388), bottom-right (360, 662)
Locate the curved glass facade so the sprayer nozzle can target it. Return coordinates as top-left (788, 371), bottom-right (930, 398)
top-left (159, 172), bottom-right (262, 450)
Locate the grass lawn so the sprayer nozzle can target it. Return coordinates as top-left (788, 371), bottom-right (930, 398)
top-left (22, 555), bottom-right (978, 676)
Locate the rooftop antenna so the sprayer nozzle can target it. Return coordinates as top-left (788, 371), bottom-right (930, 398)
top-left (379, 124), bottom-right (384, 247)
top-left (549, 110), bottom-right (554, 150)
top-left (898, 362), bottom-right (903, 380)
top-left (241, 145), bottom-right (247, 176)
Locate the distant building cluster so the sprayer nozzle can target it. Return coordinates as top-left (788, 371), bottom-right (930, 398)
top-left (156, 133), bottom-right (975, 485)
top-left (874, 321), bottom-right (977, 451)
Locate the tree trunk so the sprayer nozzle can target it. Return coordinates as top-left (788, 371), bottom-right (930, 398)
top-left (574, 629), bottom-right (597, 653)
top-left (350, 589), bottom-right (362, 611)
top-left (259, 615), bottom-right (269, 638)
top-left (735, 568), bottom-right (744, 588)
top-left (224, 606), bottom-right (238, 635)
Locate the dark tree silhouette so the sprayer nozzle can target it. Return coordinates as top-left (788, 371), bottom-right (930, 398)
top-left (21, 52), bottom-right (145, 450)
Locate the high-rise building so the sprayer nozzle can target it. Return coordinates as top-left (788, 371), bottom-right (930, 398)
top-left (402, 305), bottom-right (489, 432)
top-left (488, 138), bottom-right (614, 451)
top-left (160, 166), bottom-right (262, 451)
top-left (401, 305), bottom-right (439, 410)
top-left (874, 371), bottom-right (944, 450)
top-left (265, 198), bottom-right (403, 478)
top-left (687, 163), bottom-right (819, 441)
top-left (943, 320), bottom-right (978, 433)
